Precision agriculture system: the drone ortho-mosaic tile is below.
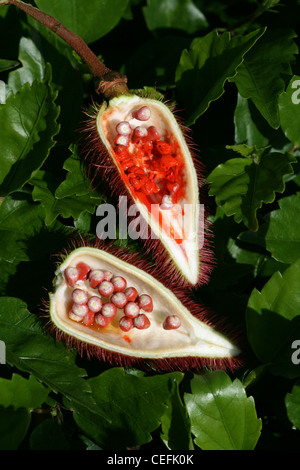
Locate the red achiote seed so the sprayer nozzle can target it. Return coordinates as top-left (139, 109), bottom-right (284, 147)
top-left (72, 303), bottom-right (89, 317)
top-left (133, 314), bottom-right (151, 330)
top-left (115, 134), bottom-right (129, 147)
top-left (76, 262), bottom-right (91, 281)
top-left (111, 292), bottom-right (128, 309)
top-left (111, 276), bottom-right (127, 292)
top-left (64, 267), bottom-right (79, 287)
top-left (156, 141), bottom-right (171, 155)
top-left (87, 296), bottom-right (102, 313)
top-left (135, 106), bottom-right (151, 121)
top-left (163, 315), bottom-right (181, 330)
top-left (137, 294), bottom-right (153, 312)
top-left (98, 280), bottom-right (114, 297)
top-left (89, 269), bottom-right (105, 288)
top-left (116, 121), bottom-right (132, 135)
top-left (147, 126), bottom-right (160, 141)
top-left (68, 310), bottom-right (83, 322)
top-left (132, 126), bottom-right (148, 143)
top-left (124, 301), bottom-right (140, 319)
top-left (103, 271), bottom-right (113, 281)
top-left (167, 182), bottom-right (179, 194)
top-left (72, 288), bottom-right (88, 305)
top-left (101, 302), bottom-right (117, 318)
top-left (119, 316), bottom-right (133, 332)
top-left (124, 287), bottom-right (138, 302)
top-left (94, 313), bottom-right (111, 328)
top-left (83, 310), bottom-right (95, 326)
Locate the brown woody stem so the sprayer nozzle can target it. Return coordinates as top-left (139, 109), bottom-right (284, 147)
top-left (1, 0), bottom-right (130, 99)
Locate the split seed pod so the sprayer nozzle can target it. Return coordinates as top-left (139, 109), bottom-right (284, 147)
top-left (48, 241), bottom-right (242, 371)
top-left (86, 94), bottom-right (211, 287)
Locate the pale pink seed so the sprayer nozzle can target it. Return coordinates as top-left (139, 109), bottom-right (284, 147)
top-left (111, 292), bottom-right (128, 309)
top-left (116, 121), bottom-right (132, 135)
top-left (68, 310), bottom-right (83, 322)
top-left (101, 302), bottom-right (117, 318)
top-left (115, 134), bottom-right (129, 146)
top-left (94, 313), bottom-right (111, 327)
top-left (87, 296), bottom-right (102, 313)
top-left (111, 276), bottom-right (127, 292)
top-left (163, 315), bottom-right (181, 330)
top-left (124, 302), bottom-right (140, 319)
top-left (89, 269), bottom-right (105, 288)
top-left (72, 303), bottom-right (89, 317)
top-left (98, 281), bottom-right (114, 297)
top-left (119, 316), bottom-right (133, 332)
top-left (132, 126), bottom-right (148, 143)
top-left (124, 287), bottom-right (138, 302)
top-left (72, 289), bottom-right (88, 305)
top-left (133, 314), bottom-right (151, 329)
top-left (137, 294), bottom-right (153, 312)
top-left (103, 271), bottom-right (113, 281)
top-left (135, 106), bottom-right (151, 121)
top-left (147, 126), bottom-right (161, 141)
top-left (65, 267), bottom-right (79, 287)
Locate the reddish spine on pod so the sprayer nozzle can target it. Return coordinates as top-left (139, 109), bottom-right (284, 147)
top-left (133, 314), bottom-right (151, 330)
top-left (137, 294), bottom-right (153, 312)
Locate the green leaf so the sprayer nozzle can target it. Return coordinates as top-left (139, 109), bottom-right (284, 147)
top-left (175, 28), bottom-right (265, 125)
top-left (0, 374), bottom-right (50, 410)
top-left (0, 67), bottom-right (60, 196)
top-left (35, 0), bottom-right (130, 44)
top-left (285, 381), bottom-right (300, 430)
top-left (184, 370), bottom-right (262, 450)
top-left (246, 258), bottom-right (300, 379)
top-left (232, 29), bottom-right (298, 129)
top-left (29, 418), bottom-right (70, 450)
top-left (7, 37), bottom-right (46, 92)
top-left (55, 145), bottom-right (97, 198)
top-left (260, 193), bottom-right (300, 264)
top-left (0, 58), bottom-right (18, 73)
top-left (0, 297), bottom-right (102, 416)
top-left (72, 368), bottom-right (183, 449)
top-left (32, 170), bottom-right (102, 226)
top-left (207, 146), bottom-right (295, 231)
top-left (0, 407), bottom-right (31, 450)
top-left (143, 0), bottom-right (208, 34)
top-left (160, 377), bottom-right (193, 450)
top-left (279, 75), bottom-right (300, 146)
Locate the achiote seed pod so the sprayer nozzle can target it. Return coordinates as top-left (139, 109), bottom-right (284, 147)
top-left (48, 241), bottom-right (241, 371)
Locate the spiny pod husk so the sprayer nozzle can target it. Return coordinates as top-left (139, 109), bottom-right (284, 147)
top-left (47, 240), bottom-right (242, 372)
top-left (83, 93), bottom-right (213, 288)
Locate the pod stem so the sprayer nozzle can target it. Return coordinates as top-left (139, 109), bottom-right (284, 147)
top-left (1, 0), bottom-right (130, 99)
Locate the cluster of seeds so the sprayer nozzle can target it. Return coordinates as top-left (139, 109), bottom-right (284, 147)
top-left (64, 262), bottom-right (181, 333)
top-left (113, 105), bottom-right (185, 209)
